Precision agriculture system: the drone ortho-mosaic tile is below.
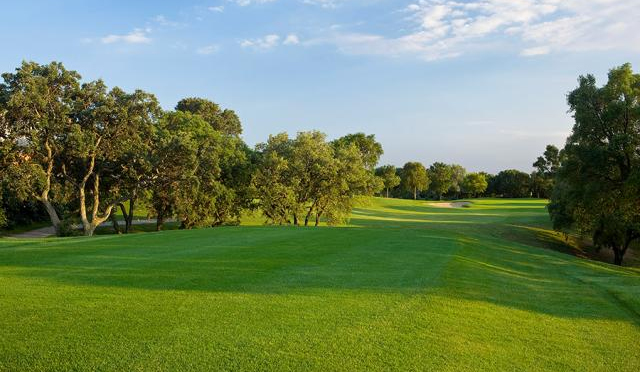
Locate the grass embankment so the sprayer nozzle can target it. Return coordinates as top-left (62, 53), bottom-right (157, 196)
top-left (1, 198), bottom-right (639, 371)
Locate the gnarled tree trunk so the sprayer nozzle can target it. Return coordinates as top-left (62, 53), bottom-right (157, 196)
top-left (35, 141), bottom-right (62, 234)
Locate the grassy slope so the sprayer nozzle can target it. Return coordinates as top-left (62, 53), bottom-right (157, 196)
top-left (0, 198), bottom-right (639, 371)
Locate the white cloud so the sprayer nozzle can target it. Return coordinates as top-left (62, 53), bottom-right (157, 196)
top-left (319, 0), bottom-right (640, 60)
top-left (196, 45), bottom-right (221, 55)
top-left (303, 0), bottom-right (344, 8)
top-left (101, 28), bottom-right (151, 44)
top-left (521, 46), bottom-right (550, 56)
top-left (283, 34), bottom-right (300, 45)
top-left (231, 0), bottom-right (276, 6)
top-left (240, 34), bottom-right (281, 49)
top-left (208, 6), bottom-right (224, 12)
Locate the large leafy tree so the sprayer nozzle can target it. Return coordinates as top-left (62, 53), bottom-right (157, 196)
top-left (252, 131), bottom-right (382, 226)
top-left (428, 162), bottom-right (453, 200)
top-left (492, 169), bottom-right (531, 198)
top-left (150, 111), bottom-right (248, 230)
top-left (448, 164), bottom-right (466, 198)
top-left (331, 132), bottom-right (383, 170)
top-left (251, 133), bottom-right (297, 225)
top-left (402, 162), bottom-right (429, 200)
top-left (61, 82), bottom-right (154, 236)
top-left (111, 89), bottom-right (161, 233)
top-left (176, 97), bottom-right (242, 136)
top-left (0, 61), bottom-right (80, 234)
top-left (461, 172), bottom-right (488, 197)
top-left (549, 63), bottom-right (640, 265)
top-left (376, 165), bottom-right (401, 198)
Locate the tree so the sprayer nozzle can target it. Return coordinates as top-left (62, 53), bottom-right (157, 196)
top-left (0, 61), bottom-right (80, 234)
top-left (376, 165), bottom-right (401, 197)
top-left (428, 162), bottom-right (453, 200)
top-left (493, 169), bottom-right (531, 198)
top-left (252, 131), bottom-right (382, 226)
top-left (150, 111), bottom-right (248, 230)
top-left (331, 132), bottom-right (383, 170)
top-left (402, 162), bottom-right (429, 200)
top-left (176, 97), bottom-right (242, 136)
top-left (251, 133), bottom-right (297, 225)
top-left (448, 164), bottom-right (466, 198)
top-left (61, 82), bottom-right (150, 236)
top-left (532, 144), bottom-right (562, 198)
top-left (549, 63), bottom-right (640, 265)
top-left (461, 172), bottom-right (488, 197)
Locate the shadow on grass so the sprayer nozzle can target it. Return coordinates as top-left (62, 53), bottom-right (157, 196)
top-left (2, 217), bottom-right (640, 325)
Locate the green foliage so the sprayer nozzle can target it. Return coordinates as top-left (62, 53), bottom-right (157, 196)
top-left (401, 161), bottom-right (429, 200)
top-left (150, 111), bottom-right (248, 229)
top-left (376, 165), bottom-right (401, 197)
top-left (461, 172), bottom-right (488, 197)
top-left (448, 164), bottom-right (466, 196)
top-left (331, 132), bottom-right (383, 170)
top-left (0, 61), bottom-right (81, 231)
top-left (492, 169), bottom-right (531, 198)
top-left (252, 131), bottom-right (381, 226)
top-left (531, 145), bottom-right (562, 198)
top-left (176, 97), bottom-right (242, 136)
top-left (549, 63), bottom-right (640, 265)
top-left (427, 162), bottom-right (452, 199)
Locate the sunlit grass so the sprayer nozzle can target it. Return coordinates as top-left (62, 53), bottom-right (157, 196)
top-left (1, 198), bottom-right (639, 371)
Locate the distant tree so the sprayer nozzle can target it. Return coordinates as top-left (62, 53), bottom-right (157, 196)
top-left (531, 144), bottom-right (562, 198)
top-left (461, 172), bottom-right (488, 197)
top-left (252, 131), bottom-right (381, 226)
top-left (549, 63), bottom-right (640, 266)
top-left (402, 162), bottom-right (429, 200)
top-left (176, 97), bottom-right (242, 136)
top-left (448, 164), bottom-right (466, 198)
top-left (376, 165), bottom-right (401, 198)
top-left (428, 162), bottom-right (453, 200)
top-left (493, 170), bottom-right (531, 198)
top-left (0, 61), bottom-right (80, 234)
top-left (331, 132), bottom-right (383, 170)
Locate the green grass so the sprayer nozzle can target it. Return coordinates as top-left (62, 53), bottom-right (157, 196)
top-left (1, 198), bottom-right (639, 371)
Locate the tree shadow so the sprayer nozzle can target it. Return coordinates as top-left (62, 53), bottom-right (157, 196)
top-left (2, 205), bottom-right (640, 324)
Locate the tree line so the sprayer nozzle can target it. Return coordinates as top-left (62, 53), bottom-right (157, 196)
top-left (3, 61), bottom-right (637, 265)
top-left (374, 162), bottom-right (550, 200)
top-left (0, 61), bottom-right (387, 235)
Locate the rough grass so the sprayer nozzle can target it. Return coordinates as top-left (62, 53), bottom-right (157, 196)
top-left (1, 198), bottom-right (639, 371)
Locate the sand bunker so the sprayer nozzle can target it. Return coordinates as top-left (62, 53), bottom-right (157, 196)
top-left (429, 201), bottom-right (472, 208)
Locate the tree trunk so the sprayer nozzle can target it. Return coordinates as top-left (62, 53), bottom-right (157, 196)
top-left (613, 247), bottom-right (623, 266)
top-left (413, 187), bottom-right (417, 200)
top-left (293, 213), bottom-right (298, 226)
top-left (386, 187), bottom-right (389, 198)
top-left (315, 212), bottom-right (322, 227)
top-left (126, 191), bottom-right (136, 233)
top-left (304, 208), bottom-right (312, 227)
top-left (156, 211), bottom-right (164, 231)
top-left (41, 199), bottom-right (61, 234)
top-left (110, 213), bottom-right (121, 234)
top-left (37, 141), bottom-right (62, 234)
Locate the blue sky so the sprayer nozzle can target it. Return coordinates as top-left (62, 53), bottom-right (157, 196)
top-left (1, 0), bottom-right (638, 173)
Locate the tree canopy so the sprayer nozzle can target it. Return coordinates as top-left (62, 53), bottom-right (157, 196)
top-left (549, 63), bottom-right (640, 265)
top-left (401, 162), bottom-right (429, 200)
